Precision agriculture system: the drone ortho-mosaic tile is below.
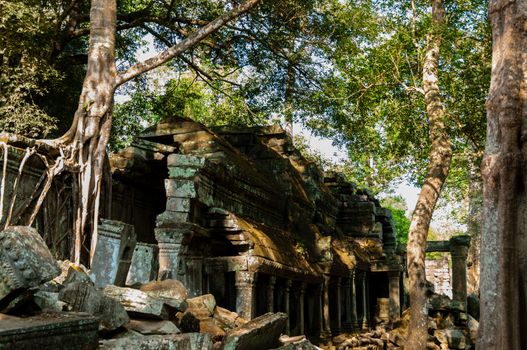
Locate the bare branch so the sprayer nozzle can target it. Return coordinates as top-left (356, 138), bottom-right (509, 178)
top-left (115, 0), bottom-right (261, 87)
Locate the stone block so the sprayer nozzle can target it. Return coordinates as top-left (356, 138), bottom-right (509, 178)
top-left (59, 282), bottom-right (129, 331)
top-left (156, 211), bottom-right (191, 227)
top-left (200, 318), bottom-right (226, 342)
top-left (433, 329), bottom-right (466, 350)
top-left (127, 319), bottom-right (180, 335)
top-left (176, 310), bottom-right (200, 332)
top-left (166, 197), bottom-right (192, 212)
top-left (126, 243), bottom-right (158, 286)
top-left (187, 294), bottom-right (216, 320)
top-left (103, 285), bottom-right (172, 319)
top-left (0, 312), bottom-right (98, 350)
top-left (140, 279), bottom-right (188, 311)
top-left (220, 312), bottom-right (287, 350)
top-left (33, 291), bottom-right (66, 312)
top-left (168, 167), bottom-right (200, 179)
top-left (0, 226), bottom-right (61, 307)
top-left (165, 179), bottom-right (197, 198)
top-left (167, 154), bottom-right (206, 168)
top-left (91, 220), bottom-right (136, 287)
top-left (99, 333), bottom-right (212, 350)
top-left (213, 307), bottom-right (246, 330)
top-left (54, 261), bottom-right (93, 287)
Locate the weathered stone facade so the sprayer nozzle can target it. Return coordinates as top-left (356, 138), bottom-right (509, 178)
top-left (107, 118), bottom-right (404, 340)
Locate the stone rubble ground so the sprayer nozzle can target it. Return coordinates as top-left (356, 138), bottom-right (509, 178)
top-left (0, 229), bottom-right (321, 350)
top-left (0, 226), bottom-right (478, 350)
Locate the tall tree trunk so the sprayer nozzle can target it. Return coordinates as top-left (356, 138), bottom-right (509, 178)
top-left (466, 158), bottom-right (482, 295)
top-left (38, 0), bottom-right (262, 265)
top-left (478, 0), bottom-right (527, 348)
top-left (66, 0), bottom-right (117, 264)
top-left (406, 0), bottom-right (452, 347)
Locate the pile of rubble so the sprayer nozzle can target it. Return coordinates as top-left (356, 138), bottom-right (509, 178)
top-left (329, 292), bottom-right (479, 350)
top-left (0, 226), bottom-right (320, 350)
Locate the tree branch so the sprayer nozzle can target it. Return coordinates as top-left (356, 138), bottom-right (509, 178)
top-left (115, 0), bottom-right (260, 87)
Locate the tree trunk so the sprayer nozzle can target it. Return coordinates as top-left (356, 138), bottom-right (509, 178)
top-left (466, 159), bottom-right (482, 295)
top-left (37, 0), bottom-right (262, 265)
top-left (406, 0), bottom-right (452, 348)
top-left (478, 0), bottom-right (527, 348)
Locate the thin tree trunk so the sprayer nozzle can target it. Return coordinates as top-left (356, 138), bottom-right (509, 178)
top-left (406, 0), bottom-right (452, 347)
top-left (478, 0), bottom-right (527, 348)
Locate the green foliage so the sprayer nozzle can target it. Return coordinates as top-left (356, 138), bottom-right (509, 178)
top-left (111, 74), bottom-right (267, 150)
top-left (382, 196), bottom-right (410, 245)
top-left (0, 0), bottom-right (60, 137)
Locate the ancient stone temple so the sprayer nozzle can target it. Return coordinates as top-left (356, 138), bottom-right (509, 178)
top-left (105, 117), bottom-right (404, 339)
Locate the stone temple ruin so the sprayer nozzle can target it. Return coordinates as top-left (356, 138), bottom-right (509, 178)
top-left (108, 117), bottom-right (403, 335)
top-left (0, 118), bottom-right (476, 349)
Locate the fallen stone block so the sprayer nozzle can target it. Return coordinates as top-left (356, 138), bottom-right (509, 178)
top-left (103, 285), bottom-right (171, 319)
top-left (213, 307), bottom-right (246, 330)
top-left (187, 294), bottom-right (216, 320)
top-left (59, 282), bottom-right (129, 331)
top-left (0, 312), bottom-right (98, 350)
top-left (126, 243), bottom-right (158, 286)
top-left (127, 319), bottom-right (180, 335)
top-left (273, 338), bottom-right (321, 350)
top-left (221, 312), bottom-right (287, 350)
top-left (176, 310), bottom-right (200, 332)
top-left (0, 226), bottom-right (61, 307)
top-left (99, 332), bottom-right (212, 350)
top-left (53, 260), bottom-right (93, 288)
top-left (434, 329), bottom-right (466, 350)
top-left (140, 279), bottom-right (188, 311)
top-left (91, 220), bottom-right (136, 287)
top-left (200, 318), bottom-right (226, 342)
top-left (33, 290), bottom-right (66, 312)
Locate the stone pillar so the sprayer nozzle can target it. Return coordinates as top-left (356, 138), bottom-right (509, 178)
top-left (235, 271), bottom-right (257, 320)
top-left (351, 270), bottom-right (359, 330)
top-left (155, 224), bottom-right (193, 280)
top-left (91, 219), bottom-right (136, 287)
top-left (342, 277), bottom-right (353, 332)
top-left (388, 271), bottom-right (401, 321)
top-left (449, 235), bottom-right (471, 309)
top-left (332, 277), bottom-right (342, 335)
top-left (284, 279), bottom-right (292, 334)
top-left (361, 272), bottom-right (369, 330)
top-left (321, 275), bottom-right (332, 339)
top-left (267, 276), bottom-right (276, 313)
top-left (298, 282), bottom-right (306, 335)
top-left (315, 283), bottom-right (324, 337)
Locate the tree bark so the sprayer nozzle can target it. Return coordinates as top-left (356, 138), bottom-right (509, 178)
top-left (478, 0), bottom-right (527, 348)
top-left (406, 0), bottom-right (452, 348)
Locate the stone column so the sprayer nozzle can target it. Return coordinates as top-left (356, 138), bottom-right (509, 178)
top-left (333, 277), bottom-right (342, 335)
top-left (321, 275), bottom-right (332, 339)
top-left (361, 272), bottom-right (369, 330)
top-left (267, 275), bottom-right (276, 313)
top-left (388, 271), bottom-right (401, 321)
top-left (298, 282), bottom-right (306, 335)
top-left (91, 219), bottom-right (136, 287)
top-left (235, 271), bottom-right (257, 320)
top-left (284, 279), bottom-right (292, 334)
top-left (155, 224), bottom-right (192, 280)
top-left (449, 235), bottom-right (471, 309)
top-left (342, 277), bottom-right (352, 332)
top-left (315, 283), bottom-right (324, 337)
top-left (351, 270), bottom-right (359, 330)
